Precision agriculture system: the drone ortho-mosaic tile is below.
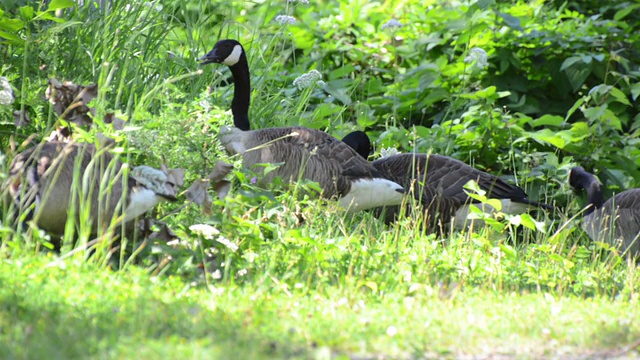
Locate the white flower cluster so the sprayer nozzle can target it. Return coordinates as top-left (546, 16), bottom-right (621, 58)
top-left (275, 15), bottom-right (297, 25)
top-left (0, 77), bottom-right (14, 106)
top-left (464, 47), bottom-right (488, 69)
top-left (189, 224), bottom-right (238, 252)
top-left (288, 0), bottom-right (309, 3)
top-left (380, 147), bottom-right (401, 159)
top-left (216, 236), bottom-right (239, 252)
top-left (189, 224), bottom-right (220, 240)
top-left (381, 19), bottom-right (402, 30)
top-left (293, 69), bottom-right (322, 89)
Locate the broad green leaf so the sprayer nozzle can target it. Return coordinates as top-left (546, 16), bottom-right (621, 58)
top-left (614, 4), bottom-right (640, 20)
top-left (47, 0), bottom-right (75, 11)
top-left (559, 56), bottom-right (582, 71)
top-left (564, 63), bottom-right (592, 92)
top-left (0, 30), bottom-right (23, 44)
top-left (0, 18), bottom-right (25, 32)
top-left (322, 81), bottom-right (351, 106)
top-left (19, 6), bottom-right (34, 21)
top-left (531, 114), bottom-right (564, 128)
top-left (497, 11), bottom-right (523, 31)
top-left (529, 128), bottom-right (566, 149)
top-left (608, 87), bottom-right (630, 105)
top-left (582, 105), bottom-right (606, 122)
top-left (631, 83), bottom-right (640, 101)
top-left (499, 244), bottom-right (517, 259)
top-left (565, 97), bottom-right (585, 121)
top-left (477, 0), bottom-right (495, 10)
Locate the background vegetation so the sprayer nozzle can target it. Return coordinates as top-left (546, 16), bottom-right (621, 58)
top-left (0, 0), bottom-right (639, 358)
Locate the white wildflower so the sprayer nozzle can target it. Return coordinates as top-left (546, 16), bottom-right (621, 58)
top-left (293, 69), bottom-right (322, 89)
top-left (216, 236), bottom-right (239, 252)
top-left (0, 77), bottom-right (11, 92)
top-left (381, 19), bottom-right (402, 30)
top-left (236, 269), bottom-right (248, 277)
top-left (275, 15), bottom-right (297, 25)
top-left (288, 0), bottom-right (309, 3)
top-left (211, 269), bottom-right (222, 279)
top-left (0, 77), bottom-right (13, 106)
top-left (316, 80), bottom-right (326, 87)
top-left (189, 224), bottom-right (220, 240)
top-left (380, 147), bottom-right (400, 158)
top-left (464, 47), bottom-right (488, 69)
top-left (0, 91), bottom-right (14, 106)
top-left (386, 325), bottom-right (398, 336)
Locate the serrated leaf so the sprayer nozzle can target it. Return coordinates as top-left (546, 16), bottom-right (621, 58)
top-left (47, 0), bottom-right (75, 11)
top-left (497, 11), bottom-right (523, 31)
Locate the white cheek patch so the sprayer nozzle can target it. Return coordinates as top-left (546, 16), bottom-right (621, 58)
top-left (223, 45), bottom-right (243, 66)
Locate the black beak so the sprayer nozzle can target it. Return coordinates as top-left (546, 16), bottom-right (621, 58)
top-left (199, 49), bottom-right (221, 65)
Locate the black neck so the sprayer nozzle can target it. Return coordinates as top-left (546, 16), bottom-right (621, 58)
top-left (229, 52), bottom-right (251, 131)
top-left (577, 174), bottom-right (603, 215)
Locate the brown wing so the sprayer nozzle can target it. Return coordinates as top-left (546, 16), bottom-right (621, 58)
top-left (6, 142), bottom-right (126, 235)
top-left (372, 153), bottom-right (536, 231)
top-left (245, 126), bottom-right (380, 198)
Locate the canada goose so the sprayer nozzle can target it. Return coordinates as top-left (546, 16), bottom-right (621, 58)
top-left (569, 166), bottom-right (640, 256)
top-left (199, 39), bottom-right (405, 212)
top-left (4, 141), bottom-right (177, 236)
top-left (342, 131), bottom-right (552, 231)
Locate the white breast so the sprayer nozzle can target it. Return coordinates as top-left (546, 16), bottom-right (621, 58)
top-left (123, 188), bottom-right (160, 223)
top-left (339, 178), bottom-right (404, 212)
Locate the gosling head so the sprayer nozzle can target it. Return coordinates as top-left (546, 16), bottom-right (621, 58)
top-left (130, 165), bottom-right (178, 202)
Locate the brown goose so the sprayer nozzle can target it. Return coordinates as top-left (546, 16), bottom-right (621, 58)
top-left (569, 166), bottom-right (640, 255)
top-left (342, 131), bottom-right (552, 231)
top-left (199, 39), bottom-right (404, 212)
top-left (3, 141), bottom-right (177, 236)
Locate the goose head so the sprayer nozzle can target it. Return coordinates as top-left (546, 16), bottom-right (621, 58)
top-left (569, 166), bottom-right (603, 214)
top-left (200, 39), bottom-right (251, 131)
top-left (342, 131), bottom-right (372, 159)
top-left (199, 39), bottom-right (245, 66)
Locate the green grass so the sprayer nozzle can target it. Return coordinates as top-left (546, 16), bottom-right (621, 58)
top-left (1, 0), bottom-right (640, 358)
top-left (0, 254), bottom-right (638, 359)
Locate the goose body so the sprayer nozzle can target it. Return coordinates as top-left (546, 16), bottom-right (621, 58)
top-left (343, 131), bottom-right (551, 231)
top-left (4, 141), bottom-right (177, 236)
top-left (200, 40), bottom-right (404, 212)
top-left (569, 166), bottom-right (640, 255)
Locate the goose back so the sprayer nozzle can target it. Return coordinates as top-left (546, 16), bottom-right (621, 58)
top-left (371, 153), bottom-right (546, 231)
top-left (6, 142), bottom-right (151, 235)
top-left (583, 188), bottom-right (640, 255)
